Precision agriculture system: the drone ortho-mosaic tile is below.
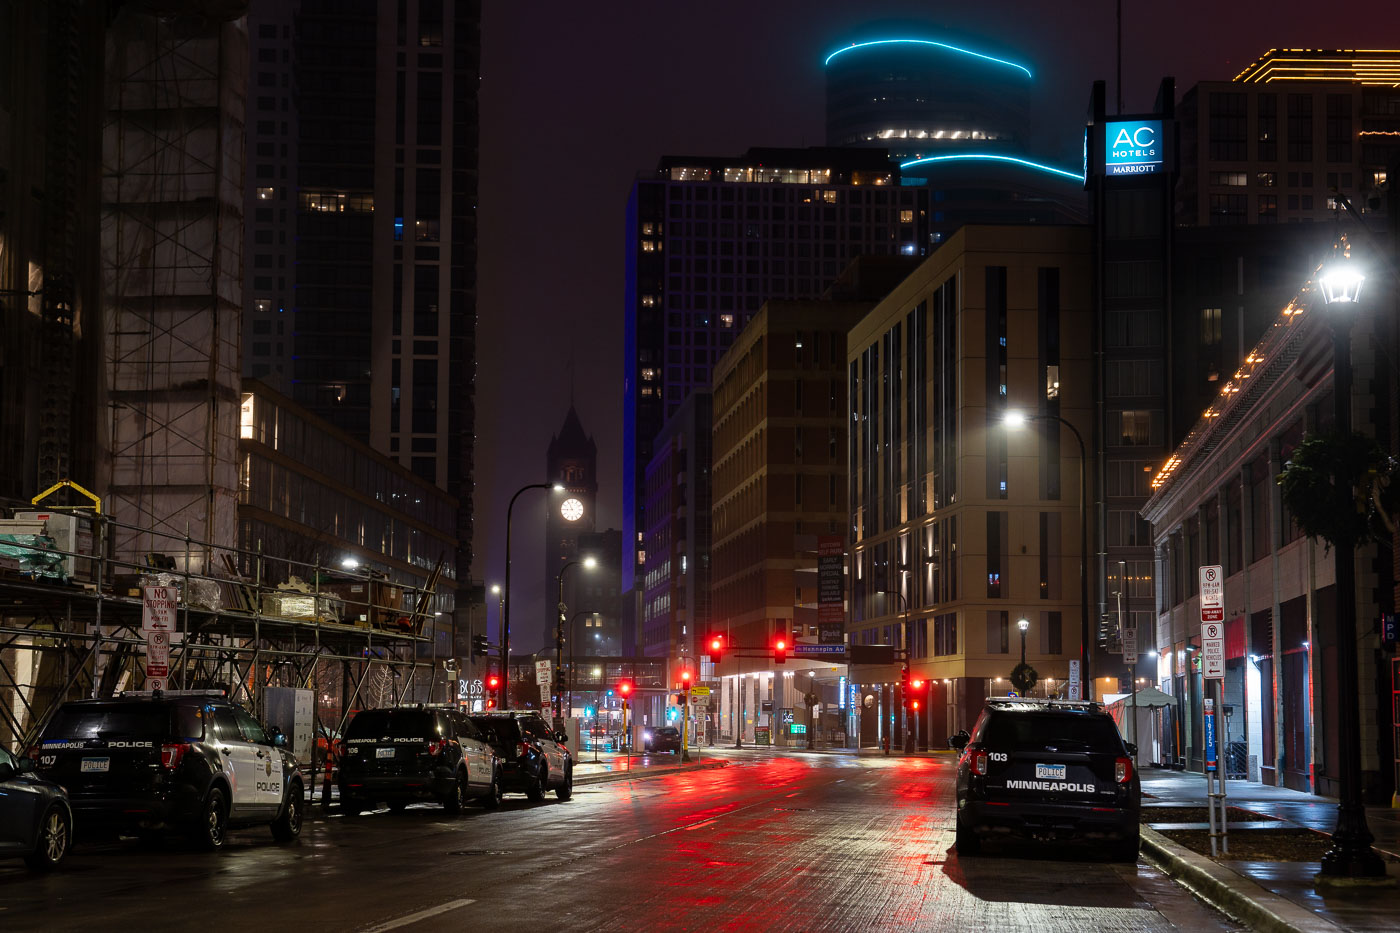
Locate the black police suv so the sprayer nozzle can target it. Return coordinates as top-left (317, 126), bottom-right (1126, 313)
top-left (643, 726), bottom-right (681, 754)
top-left (949, 698), bottom-right (1140, 860)
top-left (33, 690), bottom-right (303, 850)
top-left (338, 707), bottom-right (500, 813)
top-left (468, 712), bottom-right (573, 802)
top-left (0, 746), bottom-right (72, 871)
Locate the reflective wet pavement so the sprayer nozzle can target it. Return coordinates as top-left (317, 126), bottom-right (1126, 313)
top-left (1142, 769), bottom-right (1400, 931)
top-left (1, 749), bottom-right (1238, 932)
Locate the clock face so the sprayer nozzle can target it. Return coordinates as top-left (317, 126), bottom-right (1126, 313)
top-left (560, 497), bottom-right (584, 522)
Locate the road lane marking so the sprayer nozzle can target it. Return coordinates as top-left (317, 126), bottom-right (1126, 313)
top-left (358, 898), bottom-right (475, 932)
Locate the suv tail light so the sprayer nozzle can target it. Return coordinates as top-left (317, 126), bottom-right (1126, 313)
top-left (1115, 756), bottom-right (1134, 784)
top-left (426, 739), bottom-right (444, 756)
top-left (161, 742), bottom-right (190, 770)
top-left (516, 742), bottom-right (529, 759)
top-left (970, 750), bottom-right (988, 776)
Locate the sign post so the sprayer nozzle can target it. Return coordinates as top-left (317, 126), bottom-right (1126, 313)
top-left (1198, 565), bottom-right (1228, 855)
top-left (141, 585), bottom-right (177, 691)
top-left (1067, 659), bottom-right (1081, 700)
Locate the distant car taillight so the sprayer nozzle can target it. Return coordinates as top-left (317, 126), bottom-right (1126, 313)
top-left (161, 742), bottom-right (190, 770)
top-left (1115, 756), bottom-right (1134, 784)
top-left (970, 750), bottom-right (988, 776)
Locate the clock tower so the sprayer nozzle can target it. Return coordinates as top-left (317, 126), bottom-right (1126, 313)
top-left (545, 405), bottom-right (598, 647)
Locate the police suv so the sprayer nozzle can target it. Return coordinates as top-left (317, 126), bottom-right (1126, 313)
top-left (33, 690), bottom-right (303, 849)
top-left (949, 697), bottom-right (1140, 860)
top-left (338, 706), bottom-right (501, 813)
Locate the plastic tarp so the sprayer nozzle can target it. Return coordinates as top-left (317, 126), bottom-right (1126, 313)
top-left (0, 534), bottom-right (66, 580)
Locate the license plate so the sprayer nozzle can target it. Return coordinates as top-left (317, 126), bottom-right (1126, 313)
top-left (376, 747), bottom-right (395, 758)
top-left (81, 757), bottom-right (110, 773)
top-left (1035, 763), bottom-right (1066, 780)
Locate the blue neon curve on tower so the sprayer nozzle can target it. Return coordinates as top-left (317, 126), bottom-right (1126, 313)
top-left (900, 153), bottom-right (1084, 183)
top-left (823, 38), bottom-right (1033, 79)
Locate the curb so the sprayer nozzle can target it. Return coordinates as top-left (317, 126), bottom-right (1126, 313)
top-left (574, 759), bottom-right (728, 787)
top-left (1140, 826), bottom-right (1345, 933)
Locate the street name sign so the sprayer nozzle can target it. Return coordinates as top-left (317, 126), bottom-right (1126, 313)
top-left (1199, 565), bottom-right (1223, 623)
top-left (690, 685), bottom-right (711, 697)
top-left (1201, 620), bottom-right (1225, 679)
top-left (794, 644), bottom-right (846, 656)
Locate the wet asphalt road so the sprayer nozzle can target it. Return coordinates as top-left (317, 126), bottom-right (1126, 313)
top-left (0, 749), bottom-right (1240, 932)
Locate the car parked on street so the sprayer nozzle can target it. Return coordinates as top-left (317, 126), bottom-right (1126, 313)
top-left (642, 726), bottom-right (681, 754)
top-left (32, 689), bottom-right (303, 850)
top-left (949, 697), bottom-right (1140, 861)
top-left (338, 707), bottom-right (499, 813)
top-left (0, 746), bottom-right (72, 871)
top-left (468, 711), bottom-right (573, 802)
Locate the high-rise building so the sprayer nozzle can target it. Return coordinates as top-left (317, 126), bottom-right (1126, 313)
top-left (622, 146), bottom-right (930, 600)
top-left (846, 224), bottom-right (1094, 738)
top-left (244, 0), bottom-right (480, 583)
top-left (641, 392), bottom-right (712, 663)
top-left (823, 33), bottom-right (1088, 243)
top-left (1176, 49), bottom-right (1400, 227)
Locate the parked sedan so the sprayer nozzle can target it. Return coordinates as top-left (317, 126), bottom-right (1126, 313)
top-left (0, 746), bottom-right (72, 871)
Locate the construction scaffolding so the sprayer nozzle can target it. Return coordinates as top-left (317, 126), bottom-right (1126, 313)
top-left (102, 5), bottom-right (246, 575)
top-left (0, 511), bottom-right (447, 798)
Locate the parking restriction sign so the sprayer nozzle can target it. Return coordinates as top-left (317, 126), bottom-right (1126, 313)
top-left (1199, 565), bottom-right (1223, 623)
top-left (1201, 620), bottom-right (1225, 679)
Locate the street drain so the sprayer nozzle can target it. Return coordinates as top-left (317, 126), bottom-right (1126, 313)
top-left (449, 849), bottom-right (510, 856)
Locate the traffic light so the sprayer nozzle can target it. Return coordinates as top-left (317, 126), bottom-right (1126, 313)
top-left (773, 634), bottom-right (787, 664)
top-left (617, 679), bottom-right (634, 702)
top-left (679, 669), bottom-right (693, 689)
top-left (900, 664), bottom-right (911, 708)
top-left (908, 674), bottom-right (928, 712)
top-left (486, 673), bottom-right (501, 704)
top-left (706, 632), bottom-right (724, 664)
top-left (470, 634), bottom-right (488, 659)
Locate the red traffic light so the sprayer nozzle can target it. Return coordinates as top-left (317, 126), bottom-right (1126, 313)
top-left (773, 635), bottom-right (787, 665)
top-left (911, 699), bottom-right (920, 711)
top-left (617, 680), bottom-right (633, 697)
top-left (487, 674), bottom-right (500, 689)
top-left (707, 633), bottom-right (724, 664)
top-left (679, 669), bottom-right (693, 685)
top-left (910, 678), bottom-right (924, 691)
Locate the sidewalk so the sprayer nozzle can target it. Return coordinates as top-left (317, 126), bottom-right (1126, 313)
top-left (1140, 769), bottom-right (1400, 932)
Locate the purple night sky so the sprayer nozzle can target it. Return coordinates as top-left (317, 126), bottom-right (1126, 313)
top-left (473, 0), bottom-right (1379, 650)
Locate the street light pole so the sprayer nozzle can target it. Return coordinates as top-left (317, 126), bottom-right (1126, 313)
top-left (503, 483), bottom-right (562, 710)
top-left (1018, 616), bottom-right (1030, 668)
top-left (1006, 412), bottom-right (1090, 701)
top-left (1316, 244), bottom-right (1386, 880)
top-left (554, 558), bottom-right (596, 721)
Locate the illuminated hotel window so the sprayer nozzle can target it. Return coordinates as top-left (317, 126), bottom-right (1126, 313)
top-left (256, 187), bottom-right (275, 200)
top-left (1210, 172), bottom-right (1248, 187)
top-left (254, 299), bottom-right (272, 313)
top-left (641, 367), bottom-right (657, 381)
top-left (1256, 172), bottom-right (1276, 187)
top-left (642, 222), bottom-right (654, 235)
top-left (821, 190), bottom-right (838, 204)
top-left (1046, 365), bottom-right (1060, 400)
top-left (641, 295), bottom-right (656, 307)
top-left (300, 190), bottom-right (374, 213)
top-left (720, 314), bottom-right (734, 328)
top-left (900, 210), bottom-right (914, 223)
top-left (641, 240), bottom-right (659, 252)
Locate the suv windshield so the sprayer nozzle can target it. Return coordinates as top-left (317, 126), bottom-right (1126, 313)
top-left (979, 713), bottom-right (1122, 752)
top-left (469, 717), bottom-right (520, 745)
top-left (45, 703), bottom-right (202, 740)
top-left (344, 709), bottom-right (439, 740)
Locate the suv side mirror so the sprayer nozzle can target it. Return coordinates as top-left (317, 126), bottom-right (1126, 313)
top-left (554, 730), bottom-right (568, 744)
top-left (948, 731), bottom-right (969, 750)
top-left (1125, 742), bottom-right (1137, 756)
top-left (271, 728), bottom-right (288, 748)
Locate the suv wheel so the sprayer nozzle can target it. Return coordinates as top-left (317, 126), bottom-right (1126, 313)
top-left (482, 770), bottom-right (503, 809)
top-left (192, 787), bottom-right (228, 851)
top-left (271, 782), bottom-right (303, 842)
top-left (555, 765), bottom-right (573, 802)
top-left (1111, 835), bottom-right (1140, 863)
top-left (954, 816), bottom-right (981, 856)
top-left (25, 805), bottom-right (70, 871)
top-left (443, 772), bottom-right (466, 814)
top-left (526, 764), bottom-right (547, 802)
